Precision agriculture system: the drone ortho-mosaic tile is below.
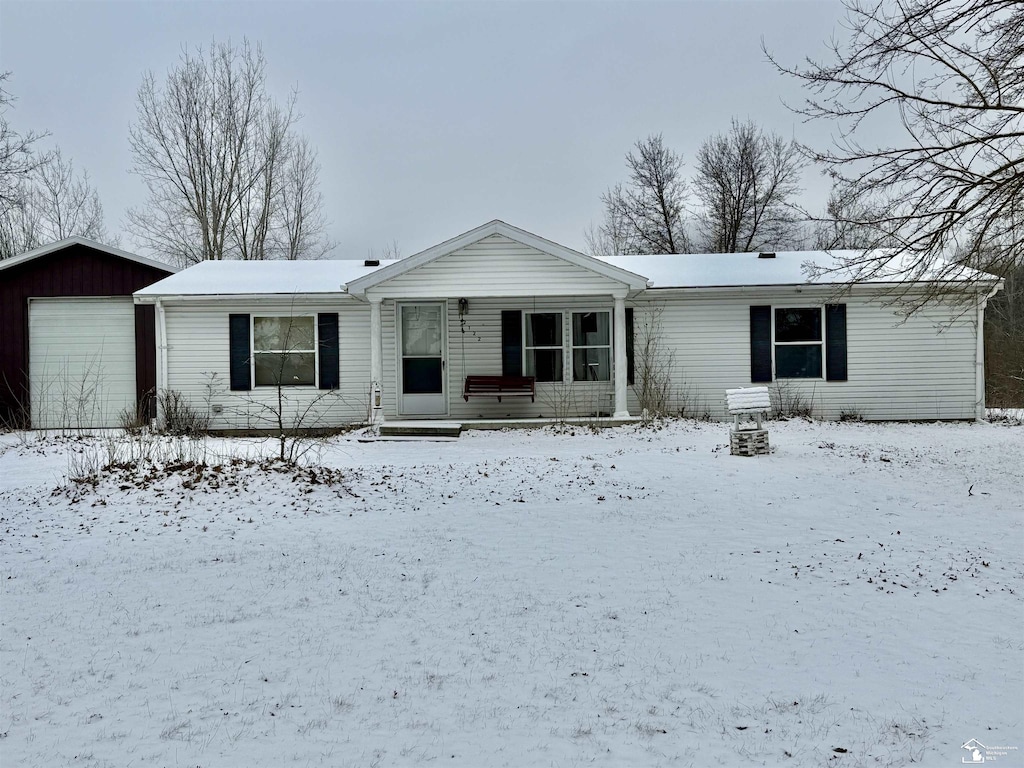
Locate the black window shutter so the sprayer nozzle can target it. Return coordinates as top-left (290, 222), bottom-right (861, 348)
top-left (501, 310), bottom-right (523, 376)
top-left (825, 304), bottom-right (848, 381)
top-left (625, 307), bottom-right (635, 385)
top-left (229, 314), bottom-right (252, 391)
top-left (318, 313), bottom-right (340, 389)
top-left (750, 306), bottom-right (773, 383)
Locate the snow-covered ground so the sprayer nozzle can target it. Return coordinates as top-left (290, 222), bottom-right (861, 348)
top-left (1, 420), bottom-right (1021, 768)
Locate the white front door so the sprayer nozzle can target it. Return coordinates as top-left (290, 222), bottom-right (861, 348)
top-left (398, 302), bottom-right (447, 416)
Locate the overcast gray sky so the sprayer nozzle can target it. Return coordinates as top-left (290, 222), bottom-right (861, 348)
top-left (2, 0), bottom-right (852, 258)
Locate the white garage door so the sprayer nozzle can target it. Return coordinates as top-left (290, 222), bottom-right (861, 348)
top-left (29, 297), bottom-right (137, 429)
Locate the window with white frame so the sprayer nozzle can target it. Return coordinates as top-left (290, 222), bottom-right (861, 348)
top-left (524, 312), bottom-right (563, 382)
top-left (253, 316), bottom-right (317, 386)
top-left (571, 311), bottom-right (611, 381)
top-left (774, 307), bottom-right (822, 378)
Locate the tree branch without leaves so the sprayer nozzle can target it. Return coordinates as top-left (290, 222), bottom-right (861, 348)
top-left (597, 135), bottom-right (689, 255)
top-left (766, 0), bottom-right (1023, 299)
top-left (693, 118), bottom-right (806, 253)
top-left (128, 40), bottom-right (333, 267)
top-left (0, 73), bottom-right (48, 229)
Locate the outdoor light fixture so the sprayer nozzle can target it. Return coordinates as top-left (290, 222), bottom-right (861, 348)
top-left (458, 298), bottom-right (469, 316)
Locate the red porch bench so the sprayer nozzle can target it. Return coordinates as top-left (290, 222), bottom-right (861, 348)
top-left (463, 375), bottom-right (536, 402)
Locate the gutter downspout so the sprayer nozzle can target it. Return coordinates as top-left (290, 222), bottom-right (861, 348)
top-left (155, 299), bottom-right (168, 428)
top-left (976, 282), bottom-right (1004, 422)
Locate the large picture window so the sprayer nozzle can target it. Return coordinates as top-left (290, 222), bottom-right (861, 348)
top-left (524, 312), bottom-right (563, 382)
top-left (774, 308), bottom-right (822, 378)
top-left (572, 311), bottom-right (611, 381)
top-left (253, 316), bottom-right (316, 386)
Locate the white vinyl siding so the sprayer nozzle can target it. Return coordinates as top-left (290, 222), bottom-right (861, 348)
top-left (162, 300), bottom-right (370, 430)
top-left (157, 289), bottom-right (981, 426)
top-left (627, 289), bottom-right (978, 421)
top-left (365, 234), bottom-right (628, 299)
top-left (29, 297), bottom-right (137, 429)
top-left (440, 297), bottom-right (619, 420)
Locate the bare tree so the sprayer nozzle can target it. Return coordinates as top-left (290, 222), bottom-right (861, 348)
top-left (985, 261), bottom-right (1024, 406)
top-left (364, 237), bottom-right (401, 262)
top-left (0, 73), bottom-right (48, 228)
top-left (128, 39), bottom-right (332, 267)
top-left (692, 119), bottom-right (805, 253)
top-left (233, 103), bottom-right (292, 261)
top-left (0, 149), bottom-right (112, 259)
top-left (33, 149), bottom-right (108, 242)
top-left (767, 0), bottom-right (1024, 290)
top-left (813, 183), bottom-right (888, 250)
top-left (277, 137), bottom-right (332, 260)
top-left (596, 135), bottom-right (689, 254)
top-left (583, 213), bottom-right (629, 258)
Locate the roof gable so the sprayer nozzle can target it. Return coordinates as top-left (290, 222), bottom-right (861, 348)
top-left (0, 237), bottom-right (178, 275)
top-left (346, 220), bottom-right (648, 296)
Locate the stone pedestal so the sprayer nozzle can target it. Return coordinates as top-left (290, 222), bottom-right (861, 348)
top-left (730, 428), bottom-right (770, 457)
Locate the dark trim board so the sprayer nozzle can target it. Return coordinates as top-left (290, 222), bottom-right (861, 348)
top-left (0, 242), bottom-right (173, 426)
top-left (134, 304), bottom-right (158, 419)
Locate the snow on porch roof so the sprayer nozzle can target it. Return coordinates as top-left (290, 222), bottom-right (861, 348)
top-left (134, 259), bottom-right (397, 298)
top-left (595, 249), bottom-right (995, 288)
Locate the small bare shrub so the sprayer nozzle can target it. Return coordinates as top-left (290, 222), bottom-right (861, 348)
top-left (839, 406), bottom-right (865, 422)
top-left (986, 408), bottom-right (1024, 425)
top-left (633, 304), bottom-right (677, 422)
top-left (159, 390), bottom-right (209, 436)
top-left (118, 395), bottom-right (152, 435)
top-left (675, 382), bottom-right (713, 420)
top-left (771, 381), bottom-right (816, 419)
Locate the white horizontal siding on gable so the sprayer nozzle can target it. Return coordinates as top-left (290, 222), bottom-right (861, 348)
top-left (162, 299), bottom-right (371, 430)
top-left (366, 234), bottom-right (628, 299)
top-left (628, 289), bottom-right (978, 421)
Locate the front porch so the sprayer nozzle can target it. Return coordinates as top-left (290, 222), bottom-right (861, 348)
top-left (344, 221), bottom-right (649, 425)
top-left (367, 295), bottom-right (635, 423)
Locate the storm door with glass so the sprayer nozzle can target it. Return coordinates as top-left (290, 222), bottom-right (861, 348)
top-left (398, 302), bottom-right (447, 415)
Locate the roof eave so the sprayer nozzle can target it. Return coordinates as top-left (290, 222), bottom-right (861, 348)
top-left (644, 278), bottom-right (1004, 292)
top-left (134, 291), bottom-right (355, 303)
top-left (0, 236), bottom-right (179, 274)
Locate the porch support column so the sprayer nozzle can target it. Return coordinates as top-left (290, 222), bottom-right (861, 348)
top-left (369, 297), bottom-right (384, 425)
top-left (613, 292), bottom-right (630, 418)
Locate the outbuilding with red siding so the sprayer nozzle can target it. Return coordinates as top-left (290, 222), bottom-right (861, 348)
top-left (0, 238), bottom-right (176, 428)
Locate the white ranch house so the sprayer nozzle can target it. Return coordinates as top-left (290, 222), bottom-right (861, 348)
top-left (133, 220), bottom-right (1002, 429)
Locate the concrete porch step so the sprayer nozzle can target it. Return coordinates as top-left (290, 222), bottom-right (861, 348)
top-left (378, 421), bottom-right (463, 438)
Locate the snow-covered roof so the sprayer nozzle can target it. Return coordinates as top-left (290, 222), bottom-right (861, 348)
top-left (0, 236), bottom-right (177, 274)
top-left (132, 238), bottom-right (998, 301)
top-left (134, 259), bottom-right (396, 298)
top-left (595, 250), bottom-right (995, 288)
